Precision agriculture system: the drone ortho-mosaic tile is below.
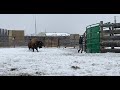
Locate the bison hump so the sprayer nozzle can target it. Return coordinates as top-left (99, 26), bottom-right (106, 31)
top-left (31, 38), bottom-right (38, 43)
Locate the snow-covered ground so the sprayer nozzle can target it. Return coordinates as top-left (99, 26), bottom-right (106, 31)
top-left (0, 47), bottom-right (120, 76)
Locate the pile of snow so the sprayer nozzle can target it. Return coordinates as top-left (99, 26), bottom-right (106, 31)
top-left (0, 47), bottom-right (120, 76)
top-left (105, 47), bottom-right (120, 49)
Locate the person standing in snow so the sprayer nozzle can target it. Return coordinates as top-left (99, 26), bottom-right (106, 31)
top-left (78, 35), bottom-right (83, 53)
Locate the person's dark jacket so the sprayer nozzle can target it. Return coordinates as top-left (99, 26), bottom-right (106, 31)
top-left (79, 36), bottom-right (83, 44)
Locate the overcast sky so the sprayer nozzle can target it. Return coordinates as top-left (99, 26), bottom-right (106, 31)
top-left (0, 14), bottom-right (120, 35)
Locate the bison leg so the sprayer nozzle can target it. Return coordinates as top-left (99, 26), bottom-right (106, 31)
top-left (35, 48), bottom-right (39, 52)
top-left (32, 48), bottom-right (34, 52)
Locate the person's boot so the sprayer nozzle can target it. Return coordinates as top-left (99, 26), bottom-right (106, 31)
top-left (78, 50), bottom-right (80, 53)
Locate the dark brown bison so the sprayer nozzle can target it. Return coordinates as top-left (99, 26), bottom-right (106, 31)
top-left (28, 38), bottom-right (44, 52)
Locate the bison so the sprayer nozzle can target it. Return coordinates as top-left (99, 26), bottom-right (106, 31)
top-left (28, 38), bottom-right (44, 52)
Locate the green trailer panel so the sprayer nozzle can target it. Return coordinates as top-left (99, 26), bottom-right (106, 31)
top-left (86, 24), bottom-right (100, 53)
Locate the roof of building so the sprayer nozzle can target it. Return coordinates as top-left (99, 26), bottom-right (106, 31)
top-left (46, 33), bottom-right (70, 36)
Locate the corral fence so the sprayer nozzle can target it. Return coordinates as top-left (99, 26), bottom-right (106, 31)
top-left (0, 36), bottom-right (25, 47)
top-left (84, 21), bottom-right (120, 53)
top-left (100, 21), bottom-right (120, 53)
top-left (0, 35), bottom-right (80, 48)
top-left (24, 36), bottom-right (80, 48)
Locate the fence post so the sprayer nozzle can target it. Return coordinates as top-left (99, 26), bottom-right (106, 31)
top-left (83, 32), bottom-right (86, 52)
top-left (74, 35), bottom-right (75, 48)
top-left (100, 21), bottom-right (104, 52)
top-left (51, 37), bottom-right (52, 47)
top-left (44, 36), bottom-right (45, 47)
top-left (111, 25), bottom-right (114, 49)
top-left (58, 37), bottom-right (60, 48)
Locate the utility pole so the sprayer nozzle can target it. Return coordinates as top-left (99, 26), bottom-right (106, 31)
top-left (35, 15), bottom-right (37, 36)
top-left (114, 16), bottom-right (116, 24)
top-left (114, 16), bottom-right (117, 32)
top-left (45, 28), bottom-right (46, 33)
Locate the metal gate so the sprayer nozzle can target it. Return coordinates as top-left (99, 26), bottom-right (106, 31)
top-left (86, 23), bottom-right (100, 53)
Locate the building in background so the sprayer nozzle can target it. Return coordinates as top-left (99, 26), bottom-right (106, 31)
top-left (0, 28), bottom-right (9, 47)
top-left (37, 32), bottom-right (70, 36)
top-left (37, 32), bottom-right (46, 36)
top-left (0, 29), bottom-right (25, 47)
top-left (8, 30), bottom-right (24, 47)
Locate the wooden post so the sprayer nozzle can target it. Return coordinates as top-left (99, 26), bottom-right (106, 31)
top-left (74, 35), bottom-right (75, 48)
top-left (84, 31), bottom-right (86, 52)
top-left (111, 25), bottom-right (114, 49)
top-left (85, 31), bottom-right (87, 52)
top-left (100, 21), bottom-right (104, 52)
top-left (44, 36), bottom-right (45, 47)
top-left (109, 23), bottom-right (114, 49)
top-left (51, 37), bottom-right (52, 47)
top-left (83, 33), bottom-right (85, 52)
top-left (58, 37), bottom-right (60, 48)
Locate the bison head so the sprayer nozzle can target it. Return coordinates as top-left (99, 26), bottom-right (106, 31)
top-left (37, 41), bottom-right (44, 48)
